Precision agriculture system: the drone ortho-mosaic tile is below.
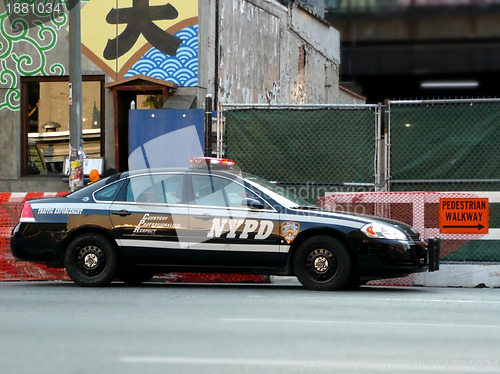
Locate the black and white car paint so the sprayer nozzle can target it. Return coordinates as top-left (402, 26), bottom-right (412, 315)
top-left (11, 159), bottom-right (439, 290)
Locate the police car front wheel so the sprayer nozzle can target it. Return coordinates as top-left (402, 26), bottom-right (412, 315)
top-left (64, 233), bottom-right (118, 287)
top-left (293, 236), bottom-right (352, 291)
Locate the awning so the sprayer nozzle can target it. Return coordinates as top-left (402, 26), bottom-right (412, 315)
top-left (162, 95), bottom-right (197, 109)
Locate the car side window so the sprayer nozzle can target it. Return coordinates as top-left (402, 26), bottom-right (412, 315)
top-left (126, 174), bottom-right (184, 204)
top-left (191, 174), bottom-right (226, 206)
top-left (191, 174), bottom-right (265, 208)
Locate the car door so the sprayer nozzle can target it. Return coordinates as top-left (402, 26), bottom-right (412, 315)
top-left (109, 172), bottom-right (190, 265)
top-left (187, 172), bottom-right (282, 269)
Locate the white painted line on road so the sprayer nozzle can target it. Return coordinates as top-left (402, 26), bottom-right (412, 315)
top-left (120, 356), bottom-right (500, 372)
top-left (221, 317), bottom-right (500, 330)
top-left (121, 356), bottom-right (290, 366)
top-left (300, 296), bottom-right (500, 305)
top-left (353, 297), bottom-right (500, 305)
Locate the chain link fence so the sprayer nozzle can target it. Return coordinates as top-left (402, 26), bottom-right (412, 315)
top-left (219, 99), bottom-right (500, 194)
top-left (219, 99), bottom-right (500, 265)
top-left (387, 98), bottom-right (500, 192)
top-left (219, 104), bottom-right (380, 204)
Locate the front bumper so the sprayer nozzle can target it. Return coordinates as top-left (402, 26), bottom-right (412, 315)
top-left (355, 236), bottom-right (440, 281)
top-left (427, 237), bottom-right (440, 272)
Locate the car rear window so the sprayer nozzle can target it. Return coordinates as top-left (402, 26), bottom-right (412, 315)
top-left (93, 180), bottom-right (124, 202)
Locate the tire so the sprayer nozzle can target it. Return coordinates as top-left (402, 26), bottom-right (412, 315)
top-left (293, 235), bottom-right (352, 291)
top-left (64, 233), bottom-right (118, 287)
top-left (344, 275), bottom-right (365, 290)
top-left (118, 269), bottom-right (155, 286)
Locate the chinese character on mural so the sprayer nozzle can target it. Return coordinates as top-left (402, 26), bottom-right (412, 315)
top-left (103, 0), bottom-right (182, 60)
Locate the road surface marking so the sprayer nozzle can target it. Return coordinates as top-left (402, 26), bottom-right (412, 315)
top-left (120, 356), bottom-right (499, 372)
top-left (221, 317), bottom-right (500, 330)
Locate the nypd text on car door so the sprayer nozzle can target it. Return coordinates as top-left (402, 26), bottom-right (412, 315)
top-left (187, 172), bottom-right (283, 269)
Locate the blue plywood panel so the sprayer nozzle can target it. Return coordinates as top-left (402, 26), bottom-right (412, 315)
top-left (128, 109), bottom-right (204, 170)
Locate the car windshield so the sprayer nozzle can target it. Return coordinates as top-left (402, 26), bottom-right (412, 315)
top-left (243, 173), bottom-right (315, 209)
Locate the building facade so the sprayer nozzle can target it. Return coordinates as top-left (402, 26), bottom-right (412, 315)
top-left (0, 0), bottom-right (345, 192)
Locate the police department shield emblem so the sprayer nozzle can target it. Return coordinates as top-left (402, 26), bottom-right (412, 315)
top-left (282, 222), bottom-right (300, 244)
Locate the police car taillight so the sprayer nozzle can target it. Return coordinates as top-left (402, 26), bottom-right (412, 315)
top-left (20, 201), bottom-right (35, 223)
top-left (189, 157), bottom-right (236, 169)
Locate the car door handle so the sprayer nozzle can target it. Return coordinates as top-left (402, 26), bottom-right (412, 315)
top-left (194, 213), bottom-right (213, 220)
top-left (112, 209), bottom-right (131, 216)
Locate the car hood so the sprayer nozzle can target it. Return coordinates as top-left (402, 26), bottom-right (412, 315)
top-left (291, 207), bottom-right (421, 238)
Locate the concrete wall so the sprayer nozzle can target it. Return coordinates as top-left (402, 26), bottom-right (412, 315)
top-left (213, 0), bottom-right (340, 104)
top-left (288, 3), bottom-right (340, 103)
top-left (218, 0), bottom-right (285, 104)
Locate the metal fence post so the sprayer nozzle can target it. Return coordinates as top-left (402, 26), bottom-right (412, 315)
top-left (384, 99), bottom-right (392, 192)
top-left (375, 103), bottom-right (383, 192)
top-left (204, 94), bottom-right (213, 157)
top-left (216, 101), bottom-right (224, 158)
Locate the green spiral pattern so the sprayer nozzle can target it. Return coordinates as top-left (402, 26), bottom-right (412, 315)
top-left (0, 6), bottom-right (67, 112)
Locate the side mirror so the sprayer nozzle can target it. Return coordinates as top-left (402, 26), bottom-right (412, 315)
top-left (242, 198), bottom-right (265, 210)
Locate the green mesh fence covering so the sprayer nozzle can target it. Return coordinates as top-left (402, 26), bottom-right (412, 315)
top-left (389, 100), bottom-right (500, 191)
top-left (224, 107), bottom-right (378, 202)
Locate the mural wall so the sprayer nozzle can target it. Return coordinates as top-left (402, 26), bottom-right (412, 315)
top-left (0, 1), bottom-right (67, 113)
top-left (0, 0), bottom-right (200, 114)
top-left (80, 0), bottom-right (199, 84)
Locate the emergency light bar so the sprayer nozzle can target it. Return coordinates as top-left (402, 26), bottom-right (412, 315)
top-left (189, 157), bottom-right (236, 169)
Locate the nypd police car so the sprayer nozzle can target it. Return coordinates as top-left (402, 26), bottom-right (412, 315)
top-left (11, 158), bottom-right (439, 290)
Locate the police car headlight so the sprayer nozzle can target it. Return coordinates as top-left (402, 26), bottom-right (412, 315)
top-left (361, 223), bottom-right (409, 241)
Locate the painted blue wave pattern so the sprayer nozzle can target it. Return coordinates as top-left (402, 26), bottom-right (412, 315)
top-left (126, 25), bottom-right (198, 87)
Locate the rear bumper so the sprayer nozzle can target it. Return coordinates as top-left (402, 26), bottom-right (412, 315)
top-left (10, 223), bottom-right (63, 267)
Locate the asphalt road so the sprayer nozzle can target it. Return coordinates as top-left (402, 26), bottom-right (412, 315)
top-left (1, 278), bottom-right (500, 374)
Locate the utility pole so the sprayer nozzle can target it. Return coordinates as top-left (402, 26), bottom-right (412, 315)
top-left (68, 0), bottom-right (84, 191)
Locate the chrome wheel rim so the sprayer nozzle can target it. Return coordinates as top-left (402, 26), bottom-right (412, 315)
top-left (306, 248), bottom-right (338, 282)
top-left (77, 245), bottom-right (105, 277)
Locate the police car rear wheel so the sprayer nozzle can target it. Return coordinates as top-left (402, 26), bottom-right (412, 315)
top-left (64, 233), bottom-right (118, 287)
top-left (293, 236), bottom-right (351, 291)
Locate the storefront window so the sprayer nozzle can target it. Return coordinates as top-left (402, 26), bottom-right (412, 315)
top-left (22, 76), bottom-right (104, 176)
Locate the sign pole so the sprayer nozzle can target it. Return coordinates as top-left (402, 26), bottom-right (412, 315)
top-left (68, 0), bottom-right (84, 191)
